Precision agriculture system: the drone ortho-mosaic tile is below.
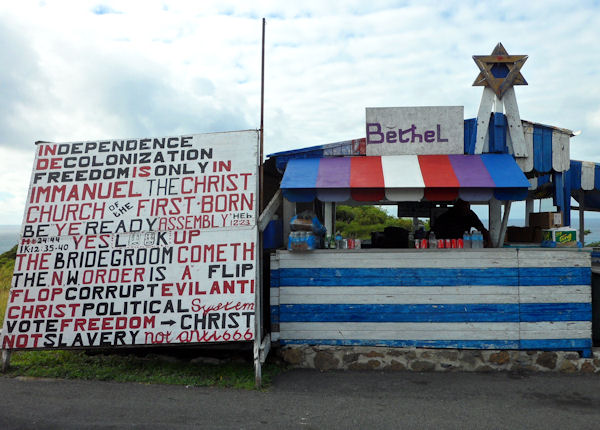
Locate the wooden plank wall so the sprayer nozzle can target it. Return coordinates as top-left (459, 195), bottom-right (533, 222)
top-left (270, 249), bottom-right (592, 355)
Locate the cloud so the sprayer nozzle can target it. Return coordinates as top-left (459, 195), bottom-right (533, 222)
top-left (1, 1), bottom-right (600, 224)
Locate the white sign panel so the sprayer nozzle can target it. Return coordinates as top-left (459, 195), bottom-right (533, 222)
top-left (366, 106), bottom-right (464, 155)
top-left (2, 130), bottom-right (259, 349)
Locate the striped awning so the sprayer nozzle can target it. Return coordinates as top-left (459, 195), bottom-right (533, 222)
top-left (280, 153), bottom-right (530, 202)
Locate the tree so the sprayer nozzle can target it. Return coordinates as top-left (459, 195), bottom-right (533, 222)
top-left (334, 205), bottom-right (413, 239)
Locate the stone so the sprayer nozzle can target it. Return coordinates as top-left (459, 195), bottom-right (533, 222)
top-left (388, 349), bottom-right (403, 357)
top-left (488, 351), bottom-right (510, 365)
top-left (190, 357), bottom-right (221, 365)
top-left (526, 350), bottom-right (536, 356)
top-left (405, 351), bottom-right (417, 360)
top-left (475, 365), bottom-right (495, 373)
top-left (459, 351), bottom-right (480, 367)
top-left (348, 362), bottom-right (373, 370)
top-left (367, 360), bottom-right (381, 369)
top-left (314, 351), bottom-right (339, 371)
top-left (581, 361), bottom-right (595, 374)
top-left (559, 360), bottom-right (577, 373)
top-left (438, 350), bottom-right (459, 361)
top-left (385, 360), bottom-right (406, 371)
top-left (411, 361), bottom-right (436, 372)
top-left (535, 352), bottom-right (557, 370)
top-left (440, 363), bottom-right (457, 370)
top-left (594, 358), bottom-right (600, 368)
top-left (420, 351), bottom-right (432, 359)
top-left (564, 352), bottom-right (580, 360)
top-left (342, 353), bottom-right (360, 364)
top-left (366, 351), bottom-right (384, 358)
top-left (281, 348), bottom-right (303, 365)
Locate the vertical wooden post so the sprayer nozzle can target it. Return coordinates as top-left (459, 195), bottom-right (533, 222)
top-left (489, 198), bottom-right (502, 247)
top-left (324, 202), bottom-right (334, 237)
top-left (1, 350), bottom-right (10, 373)
top-left (525, 198), bottom-right (534, 226)
top-left (498, 201), bottom-right (512, 247)
top-left (579, 191), bottom-right (585, 245)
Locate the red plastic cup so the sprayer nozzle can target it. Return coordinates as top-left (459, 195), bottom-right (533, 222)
top-left (438, 239), bottom-right (445, 249)
top-left (451, 239), bottom-right (457, 248)
top-left (445, 239), bottom-right (451, 248)
top-left (457, 239), bottom-right (464, 248)
top-left (421, 239), bottom-right (428, 249)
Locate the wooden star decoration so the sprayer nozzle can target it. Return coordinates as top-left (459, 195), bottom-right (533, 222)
top-left (472, 43), bottom-right (528, 98)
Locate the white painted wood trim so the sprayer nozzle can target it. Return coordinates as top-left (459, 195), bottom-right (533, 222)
top-left (279, 286), bottom-right (519, 304)
top-left (581, 161), bottom-right (595, 190)
top-left (280, 322), bottom-right (520, 340)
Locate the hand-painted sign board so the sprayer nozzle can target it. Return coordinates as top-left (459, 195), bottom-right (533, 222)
top-left (366, 106), bottom-right (464, 155)
top-left (2, 130), bottom-right (259, 349)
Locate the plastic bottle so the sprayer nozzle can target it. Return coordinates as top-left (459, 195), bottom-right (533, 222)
top-left (472, 230), bottom-right (482, 248)
top-left (335, 231), bottom-right (343, 249)
top-left (428, 231), bottom-right (437, 249)
top-left (463, 231), bottom-right (471, 249)
top-left (408, 231), bottom-right (415, 248)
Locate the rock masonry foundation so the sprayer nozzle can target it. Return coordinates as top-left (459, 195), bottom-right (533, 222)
top-left (278, 345), bottom-right (600, 373)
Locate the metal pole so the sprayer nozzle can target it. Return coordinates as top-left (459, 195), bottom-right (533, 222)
top-left (255, 17), bottom-right (266, 389)
top-left (259, 17), bottom-right (265, 212)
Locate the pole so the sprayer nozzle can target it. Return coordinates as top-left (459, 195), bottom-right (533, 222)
top-left (259, 17), bottom-right (265, 212)
top-left (255, 17), bottom-right (266, 389)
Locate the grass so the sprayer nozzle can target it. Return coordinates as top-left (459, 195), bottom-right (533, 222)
top-left (5, 349), bottom-right (283, 389)
top-left (0, 245), bottom-right (16, 326)
top-left (0, 246), bottom-right (284, 389)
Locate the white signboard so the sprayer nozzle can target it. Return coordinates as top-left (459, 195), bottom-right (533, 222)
top-left (366, 106), bottom-right (464, 155)
top-left (2, 130), bottom-right (259, 349)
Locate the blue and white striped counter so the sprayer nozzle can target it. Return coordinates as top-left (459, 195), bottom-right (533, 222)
top-left (270, 249), bottom-right (592, 357)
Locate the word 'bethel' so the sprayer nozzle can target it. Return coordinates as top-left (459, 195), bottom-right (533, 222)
top-left (366, 123), bottom-right (449, 144)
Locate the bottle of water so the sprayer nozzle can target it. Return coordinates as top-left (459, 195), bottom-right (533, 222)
top-left (463, 231), bottom-right (471, 249)
top-left (428, 231), bottom-right (437, 249)
top-left (473, 230), bottom-right (482, 248)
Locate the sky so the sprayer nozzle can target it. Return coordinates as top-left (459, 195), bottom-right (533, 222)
top-left (1, 0), bottom-right (599, 225)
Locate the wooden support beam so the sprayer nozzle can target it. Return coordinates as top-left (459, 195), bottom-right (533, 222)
top-left (498, 201), bottom-right (512, 248)
top-left (525, 198), bottom-right (534, 226)
top-left (489, 197), bottom-right (502, 247)
top-left (579, 191), bottom-right (585, 244)
top-left (1, 350), bottom-right (10, 373)
top-left (475, 87), bottom-right (495, 154)
top-left (502, 87), bottom-right (527, 157)
top-left (258, 189), bottom-right (282, 232)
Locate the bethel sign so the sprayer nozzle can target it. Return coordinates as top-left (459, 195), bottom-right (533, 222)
top-left (366, 106), bottom-right (464, 155)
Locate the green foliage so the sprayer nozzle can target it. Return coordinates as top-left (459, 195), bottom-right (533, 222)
top-left (335, 205), bottom-right (414, 239)
top-left (6, 350), bottom-right (283, 389)
top-left (0, 246), bottom-right (17, 326)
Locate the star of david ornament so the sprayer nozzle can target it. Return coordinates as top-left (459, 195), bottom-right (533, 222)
top-left (472, 43), bottom-right (528, 98)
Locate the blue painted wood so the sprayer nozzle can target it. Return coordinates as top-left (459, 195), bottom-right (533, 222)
top-left (595, 165), bottom-right (600, 191)
top-left (489, 113), bottom-right (507, 153)
top-left (519, 303), bottom-right (592, 322)
top-left (570, 160), bottom-right (582, 190)
top-left (542, 127), bottom-right (553, 172)
top-left (277, 267), bottom-right (589, 287)
top-left (279, 304), bottom-right (519, 323)
top-left (464, 118), bottom-right (477, 154)
top-left (519, 338), bottom-right (592, 350)
top-left (563, 169), bottom-right (572, 226)
top-left (518, 267), bottom-right (590, 286)
top-left (280, 339), bottom-right (521, 349)
top-left (533, 126), bottom-right (544, 172)
top-left (270, 270), bottom-right (280, 288)
top-left (552, 172), bottom-right (564, 212)
top-left (270, 307), bottom-right (280, 324)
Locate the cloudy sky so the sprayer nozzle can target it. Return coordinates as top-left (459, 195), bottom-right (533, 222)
top-left (1, 0), bottom-right (599, 225)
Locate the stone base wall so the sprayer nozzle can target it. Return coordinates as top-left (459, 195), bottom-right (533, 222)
top-left (278, 345), bottom-right (600, 373)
